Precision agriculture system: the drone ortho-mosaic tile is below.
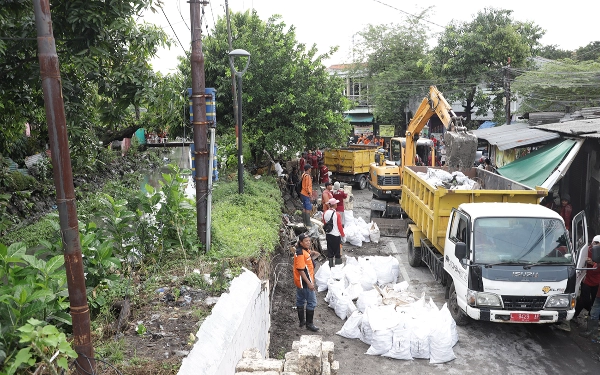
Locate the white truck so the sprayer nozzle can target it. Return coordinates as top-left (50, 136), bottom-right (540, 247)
top-left (402, 165), bottom-right (599, 325)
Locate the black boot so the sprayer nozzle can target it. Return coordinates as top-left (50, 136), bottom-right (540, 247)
top-left (328, 258), bottom-right (334, 268)
top-left (297, 307), bottom-right (305, 327)
top-left (306, 309), bottom-right (319, 332)
top-left (579, 319), bottom-right (599, 338)
top-left (335, 257), bottom-right (343, 265)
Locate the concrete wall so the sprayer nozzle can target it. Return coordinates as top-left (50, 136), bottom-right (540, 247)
top-left (178, 269), bottom-right (270, 375)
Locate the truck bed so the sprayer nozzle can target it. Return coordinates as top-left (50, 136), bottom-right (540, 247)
top-left (401, 166), bottom-right (547, 254)
top-left (324, 148), bottom-right (376, 174)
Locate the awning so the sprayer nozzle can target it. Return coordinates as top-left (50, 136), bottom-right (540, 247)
top-left (497, 139), bottom-right (583, 188)
top-left (345, 114), bottom-right (373, 123)
top-left (472, 123), bottom-right (560, 150)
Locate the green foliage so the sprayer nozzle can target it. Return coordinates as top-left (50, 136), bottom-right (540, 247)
top-left (574, 41), bottom-right (600, 62)
top-left (4, 319), bottom-right (77, 375)
top-left (200, 11), bottom-right (350, 161)
top-left (1, 172), bottom-right (37, 192)
top-left (1, 213), bottom-right (59, 248)
top-left (512, 59), bottom-right (600, 112)
top-left (210, 173), bottom-right (282, 258)
top-left (536, 45), bottom-right (573, 60)
top-left (431, 8), bottom-right (543, 124)
top-left (352, 17), bottom-right (433, 127)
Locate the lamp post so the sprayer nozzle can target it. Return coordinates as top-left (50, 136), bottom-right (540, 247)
top-left (229, 48), bottom-right (251, 194)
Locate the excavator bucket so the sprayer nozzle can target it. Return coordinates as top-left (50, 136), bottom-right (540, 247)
top-left (444, 129), bottom-right (478, 170)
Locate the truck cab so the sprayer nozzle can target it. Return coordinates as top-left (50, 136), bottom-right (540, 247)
top-left (443, 202), bottom-right (589, 325)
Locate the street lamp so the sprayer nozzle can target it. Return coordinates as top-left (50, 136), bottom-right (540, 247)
top-left (229, 48), bottom-right (251, 194)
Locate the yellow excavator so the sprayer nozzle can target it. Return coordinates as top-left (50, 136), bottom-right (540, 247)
top-left (368, 86), bottom-right (478, 235)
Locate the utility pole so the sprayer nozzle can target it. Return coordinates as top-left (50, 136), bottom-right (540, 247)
top-left (505, 56), bottom-right (511, 125)
top-left (32, 0), bottom-right (94, 373)
top-left (225, 0), bottom-right (239, 175)
top-left (190, 0), bottom-right (209, 246)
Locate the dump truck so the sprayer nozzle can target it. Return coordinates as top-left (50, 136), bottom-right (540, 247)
top-left (369, 86), bottom-right (477, 234)
top-left (402, 165), bottom-right (595, 325)
top-left (324, 145), bottom-right (378, 190)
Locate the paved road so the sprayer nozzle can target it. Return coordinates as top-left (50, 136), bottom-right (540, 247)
top-left (313, 186), bottom-right (600, 375)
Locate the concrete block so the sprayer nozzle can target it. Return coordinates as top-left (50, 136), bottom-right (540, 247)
top-left (242, 348), bottom-right (263, 360)
top-left (331, 360), bottom-right (340, 375)
top-left (283, 358), bottom-right (300, 373)
top-left (236, 372), bottom-right (279, 375)
top-left (284, 351), bottom-right (298, 361)
top-left (235, 358), bottom-right (283, 373)
top-left (281, 373), bottom-right (299, 375)
top-left (321, 341), bottom-right (334, 363)
top-left (321, 358), bottom-right (331, 375)
top-left (292, 341), bottom-right (301, 350)
top-left (298, 336), bottom-right (322, 375)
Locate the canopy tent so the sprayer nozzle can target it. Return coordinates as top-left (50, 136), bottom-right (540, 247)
top-left (497, 139), bottom-right (583, 188)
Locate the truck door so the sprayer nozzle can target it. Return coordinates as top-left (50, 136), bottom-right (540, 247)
top-left (444, 209), bottom-right (469, 286)
top-left (571, 211), bottom-right (588, 290)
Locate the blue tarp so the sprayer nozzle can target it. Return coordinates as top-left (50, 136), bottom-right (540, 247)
top-left (478, 121), bottom-right (496, 130)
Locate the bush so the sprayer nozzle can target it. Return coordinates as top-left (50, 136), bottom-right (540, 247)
top-left (210, 173), bottom-right (282, 258)
top-left (1, 171), bottom-right (37, 192)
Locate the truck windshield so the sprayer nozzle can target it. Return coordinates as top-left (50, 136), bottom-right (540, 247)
top-left (473, 217), bottom-right (572, 265)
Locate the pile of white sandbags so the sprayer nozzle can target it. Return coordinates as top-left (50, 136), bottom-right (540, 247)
top-left (315, 255), bottom-right (458, 364)
top-left (417, 168), bottom-right (479, 190)
top-left (341, 211), bottom-right (381, 247)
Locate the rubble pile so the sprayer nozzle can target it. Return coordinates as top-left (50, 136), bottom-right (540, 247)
top-left (315, 255), bottom-right (458, 364)
top-left (235, 336), bottom-right (339, 375)
top-left (416, 168), bottom-right (480, 190)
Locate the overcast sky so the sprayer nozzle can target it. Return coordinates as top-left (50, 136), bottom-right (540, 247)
top-left (143, 0), bottom-right (600, 74)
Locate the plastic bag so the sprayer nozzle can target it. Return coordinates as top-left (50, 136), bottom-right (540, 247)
top-left (315, 262), bottom-right (331, 292)
top-left (440, 303), bottom-right (459, 347)
top-left (336, 310), bottom-right (363, 339)
top-left (372, 256), bottom-right (399, 285)
top-left (429, 309), bottom-right (456, 364)
top-left (359, 308), bottom-right (374, 345)
top-left (366, 328), bottom-right (394, 355)
top-left (409, 322), bottom-right (431, 359)
top-left (369, 222), bottom-right (381, 243)
top-left (344, 282), bottom-right (364, 301)
top-left (357, 258), bottom-right (378, 291)
top-left (383, 323), bottom-right (413, 360)
top-left (356, 289), bottom-right (383, 313)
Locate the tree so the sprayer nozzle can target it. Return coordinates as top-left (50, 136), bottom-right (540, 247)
top-left (536, 45), bottom-right (572, 60)
top-left (512, 59), bottom-right (600, 113)
top-left (201, 10), bottom-right (350, 163)
top-left (431, 8), bottom-right (544, 125)
top-left (352, 16), bottom-right (433, 129)
top-left (0, 0), bottom-right (169, 165)
top-left (574, 41), bottom-right (600, 62)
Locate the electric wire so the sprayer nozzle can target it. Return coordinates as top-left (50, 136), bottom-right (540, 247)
top-left (177, 0), bottom-right (191, 31)
top-left (371, 0), bottom-right (444, 29)
top-left (160, 6), bottom-right (188, 55)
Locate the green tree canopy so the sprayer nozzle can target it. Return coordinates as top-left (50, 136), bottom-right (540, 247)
top-left (512, 59), bottom-right (600, 113)
top-left (431, 8), bottom-right (543, 125)
top-left (352, 16), bottom-right (433, 129)
top-left (201, 10), bottom-right (350, 162)
top-left (0, 0), bottom-right (169, 164)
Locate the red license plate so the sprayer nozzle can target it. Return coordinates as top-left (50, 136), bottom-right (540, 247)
top-left (510, 313), bottom-right (540, 322)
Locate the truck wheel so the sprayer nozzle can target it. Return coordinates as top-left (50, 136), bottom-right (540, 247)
top-left (407, 233), bottom-right (423, 267)
top-left (358, 175), bottom-right (368, 190)
top-left (448, 283), bottom-right (470, 326)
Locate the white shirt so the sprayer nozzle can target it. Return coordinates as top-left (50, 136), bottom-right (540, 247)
top-left (323, 209), bottom-right (342, 237)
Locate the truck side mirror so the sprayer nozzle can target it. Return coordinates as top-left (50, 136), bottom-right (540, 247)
top-left (592, 245), bottom-right (600, 263)
top-left (455, 242), bottom-right (467, 260)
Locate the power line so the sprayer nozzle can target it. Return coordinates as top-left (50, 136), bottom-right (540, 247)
top-left (177, 0), bottom-right (191, 31)
top-left (371, 0), bottom-right (444, 29)
top-left (161, 6), bottom-right (188, 55)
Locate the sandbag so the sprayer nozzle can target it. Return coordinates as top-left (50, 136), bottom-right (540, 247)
top-left (328, 287), bottom-right (356, 320)
top-left (369, 222), bottom-right (381, 243)
top-left (440, 303), bottom-right (459, 347)
top-left (429, 310), bottom-right (456, 364)
top-left (330, 263), bottom-right (345, 280)
top-left (366, 328), bottom-right (393, 355)
top-left (345, 225), bottom-right (363, 247)
top-left (409, 322), bottom-right (431, 359)
top-left (344, 263), bottom-right (362, 286)
top-left (345, 282), bottom-right (364, 301)
top-left (383, 323), bottom-right (413, 360)
top-left (336, 310), bottom-right (363, 339)
top-left (324, 279), bottom-right (345, 303)
top-left (357, 257), bottom-right (378, 291)
top-left (315, 262), bottom-right (331, 292)
top-left (356, 289), bottom-right (383, 313)
top-left (372, 256), bottom-right (399, 285)
top-left (359, 308), bottom-right (374, 345)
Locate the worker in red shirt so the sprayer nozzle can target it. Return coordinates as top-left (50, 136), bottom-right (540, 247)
top-left (319, 161), bottom-right (329, 184)
top-left (575, 236), bottom-right (600, 323)
top-left (560, 194), bottom-right (573, 232)
top-left (310, 151), bottom-right (319, 180)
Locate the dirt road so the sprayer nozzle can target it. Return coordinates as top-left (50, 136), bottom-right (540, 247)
top-left (272, 186), bottom-right (600, 374)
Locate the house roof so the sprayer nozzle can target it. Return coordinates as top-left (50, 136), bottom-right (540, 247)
top-left (533, 118), bottom-right (600, 139)
top-left (471, 123), bottom-right (560, 150)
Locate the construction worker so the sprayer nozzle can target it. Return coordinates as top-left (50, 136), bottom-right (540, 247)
top-left (300, 164), bottom-right (314, 227)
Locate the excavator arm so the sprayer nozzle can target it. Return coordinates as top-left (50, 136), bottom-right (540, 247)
top-left (402, 86), bottom-right (476, 171)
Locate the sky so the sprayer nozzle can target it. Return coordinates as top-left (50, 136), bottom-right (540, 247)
top-left (143, 0), bottom-right (600, 75)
